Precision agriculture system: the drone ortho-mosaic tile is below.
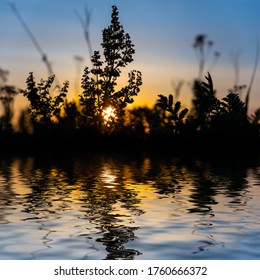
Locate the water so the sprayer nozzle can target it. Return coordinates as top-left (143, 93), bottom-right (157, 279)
top-left (0, 152), bottom-right (259, 260)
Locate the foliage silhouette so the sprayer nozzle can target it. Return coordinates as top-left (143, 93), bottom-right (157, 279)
top-left (155, 94), bottom-right (188, 135)
top-left (212, 93), bottom-right (251, 140)
top-left (11, 69), bottom-right (260, 153)
top-left (58, 100), bottom-right (81, 133)
top-left (220, 93), bottom-right (247, 122)
top-left (0, 68), bottom-right (18, 134)
top-left (124, 107), bottom-right (152, 136)
top-left (189, 72), bottom-right (219, 132)
top-left (250, 108), bottom-right (260, 127)
top-left (0, 6), bottom-right (259, 154)
top-left (186, 72), bottom-right (260, 149)
top-left (79, 5), bottom-right (142, 133)
top-left (21, 73), bottom-right (68, 127)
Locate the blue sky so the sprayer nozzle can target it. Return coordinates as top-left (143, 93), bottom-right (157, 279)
top-left (1, 0), bottom-right (260, 112)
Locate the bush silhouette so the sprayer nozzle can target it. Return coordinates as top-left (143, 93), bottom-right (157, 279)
top-left (155, 94), bottom-right (188, 135)
top-left (79, 5), bottom-right (142, 134)
top-left (0, 68), bottom-right (18, 134)
top-left (1, 6), bottom-right (258, 153)
top-left (21, 73), bottom-right (68, 128)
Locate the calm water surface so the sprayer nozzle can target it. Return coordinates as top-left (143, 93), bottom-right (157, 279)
top-left (0, 153), bottom-right (259, 260)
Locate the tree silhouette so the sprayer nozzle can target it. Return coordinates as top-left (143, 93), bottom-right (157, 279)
top-left (79, 5), bottom-right (142, 133)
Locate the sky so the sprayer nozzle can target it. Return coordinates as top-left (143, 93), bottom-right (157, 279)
top-left (1, 0), bottom-right (260, 115)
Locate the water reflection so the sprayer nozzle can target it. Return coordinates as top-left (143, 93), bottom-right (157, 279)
top-left (0, 153), bottom-right (259, 259)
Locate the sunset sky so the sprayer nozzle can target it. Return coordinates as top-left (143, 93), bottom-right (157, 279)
top-left (1, 0), bottom-right (260, 114)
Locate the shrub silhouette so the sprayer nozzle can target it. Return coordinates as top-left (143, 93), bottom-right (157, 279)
top-left (190, 73), bottom-right (219, 132)
top-left (125, 106), bottom-right (155, 137)
top-left (15, 70), bottom-right (259, 152)
top-left (249, 108), bottom-right (260, 138)
top-left (58, 100), bottom-right (81, 132)
top-left (4, 6), bottom-right (258, 153)
top-left (0, 68), bottom-right (18, 134)
top-left (155, 94), bottom-right (188, 135)
top-left (188, 72), bottom-right (259, 146)
top-left (21, 73), bottom-right (68, 127)
top-left (211, 92), bottom-right (250, 139)
top-left (79, 5), bottom-right (142, 134)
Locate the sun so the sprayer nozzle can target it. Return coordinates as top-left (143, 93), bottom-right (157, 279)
top-left (102, 106), bottom-right (117, 124)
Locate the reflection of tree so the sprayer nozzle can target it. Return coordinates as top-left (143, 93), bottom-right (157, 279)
top-left (215, 157), bottom-right (251, 206)
top-left (128, 155), bottom-right (190, 197)
top-left (187, 156), bottom-right (251, 213)
top-left (97, 225), bottom-right (140, 260)
top-left (75, 158), bottom-right (143, 259)
top-left (0, 158), bottom-right (16, 224)
top-left (188, 166), bottom-right (218, 214)
top-left (0, 154), bottom-right (259, 259)
top-left (14, 158), bottom-right (72, 258)
top-left (186, 156), bottom-right (253, 255)
top-left (133, 154), bottom-right (256, 256)
top-left (14, 155), bottom-right (143, 259)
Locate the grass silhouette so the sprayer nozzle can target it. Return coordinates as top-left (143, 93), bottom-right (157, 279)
top-left (0, 5), bottom-right (259, 155)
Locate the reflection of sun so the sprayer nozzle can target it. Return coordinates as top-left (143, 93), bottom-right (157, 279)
top-left (100, 166), bottom-right (119, 189)
top-left (102, 106), bottom-right (117, 124)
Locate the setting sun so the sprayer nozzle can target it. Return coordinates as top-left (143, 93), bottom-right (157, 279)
top-left (102, 106), bottom-right (117, 124)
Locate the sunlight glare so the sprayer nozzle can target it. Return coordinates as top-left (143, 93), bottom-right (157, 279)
top-left (100, 165), bottom-right (118, 189)
top-left (102, 106), bottom-right (117, 124)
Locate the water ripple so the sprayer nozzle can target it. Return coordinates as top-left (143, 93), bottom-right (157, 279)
top-left (0, 154), bottom-right (259, 259)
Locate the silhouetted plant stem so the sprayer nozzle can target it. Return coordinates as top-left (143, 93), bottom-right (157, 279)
top-left (171, 80), bottom-right (184, 100)
top-left (75, 6), bottom-right (93, 63)
top-left (11, 3), bottom-right (59, 87)
top-left (193, 34), bottom-right (219, 80)
top-left (245, 40), bottom-right (259, 112)
top-left (231, 50), bottom-right (241, 91)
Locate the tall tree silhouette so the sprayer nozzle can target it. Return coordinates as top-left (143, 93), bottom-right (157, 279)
top-left (80, 5), bottom-right (142, 133)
